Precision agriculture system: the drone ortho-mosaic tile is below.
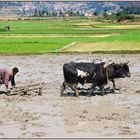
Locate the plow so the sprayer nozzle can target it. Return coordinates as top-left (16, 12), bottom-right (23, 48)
top-left (9, 83), bottom-right (45, 96)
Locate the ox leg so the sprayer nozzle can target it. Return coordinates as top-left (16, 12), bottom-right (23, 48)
top-left (69, 84), bottom-right (79, 97)
top-left (100, 87), bottom-right (105, 96)
top-left (88, 84), bottom-right (96, 96)
top-left (75, 89), bottom-right (79, 97)
top-left (111, 79), bottom-right (119, 90)
top-left (73, 83), bottom-right (78, 89)
top-left (60, 82), bottom-right (66, 96)
top-left (74, 83), bottom-right (79, 97)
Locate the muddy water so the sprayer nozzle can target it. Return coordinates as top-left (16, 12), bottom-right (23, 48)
top-left (0, 54), bottom-right (140, 138)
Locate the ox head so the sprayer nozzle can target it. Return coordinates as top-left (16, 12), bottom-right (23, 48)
top-left (109, 61), bottom-right (131, 79)
top-left (121, 61), bottom-right (131, 77)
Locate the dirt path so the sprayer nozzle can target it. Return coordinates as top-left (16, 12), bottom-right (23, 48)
top-left (0, 54), bottom-right (140, 138)
top-left (0, 33), bottom-right (118, 38)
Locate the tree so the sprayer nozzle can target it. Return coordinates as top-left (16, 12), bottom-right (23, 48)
top-left (116, 11), bottom-right (134, 22)
top-left (94, 11), bottom-right (98, 16)
top-left (59, 10), bottom-right (63, 17)
top-left (46, 11), bottom-right (49, 16)
top-left (103, 9), bottom-right (107, 17)
top-left (22, 9), bottom-right (25, 15)
top-left (34, 8), bottom-right (38, 17)
top-left (76, 11), bottom-right (80, 16)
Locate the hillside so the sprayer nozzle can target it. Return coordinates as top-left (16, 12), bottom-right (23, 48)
top-left (0, 1), bottom-right (139, 17)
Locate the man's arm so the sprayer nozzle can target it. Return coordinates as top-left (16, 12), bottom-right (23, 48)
top-left (11, 76), bottom-right (16, 87)
top-left (4, 72), bottom-right (16, 88)
top-left (4, 72), bottom-right (10, 89)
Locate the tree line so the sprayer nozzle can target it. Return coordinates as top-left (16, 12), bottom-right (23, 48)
top-left (33, 9), bottom-right (84, 17)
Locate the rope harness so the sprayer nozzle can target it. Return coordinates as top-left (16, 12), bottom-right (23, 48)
top-left (105, 65), bottom-right (109, 85)
top-left (103, 61), bottom-right (112, 85)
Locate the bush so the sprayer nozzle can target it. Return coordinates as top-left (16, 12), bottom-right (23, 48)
top-left (99, 11), bottom-right (134, 23)
top-left (116, 11), bottom-right (134, 22)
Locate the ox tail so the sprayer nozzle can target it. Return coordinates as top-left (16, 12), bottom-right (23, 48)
top-left (60, 64), bottom-right (68, 96)
top-left (60, 81), bottom-right (67, 96)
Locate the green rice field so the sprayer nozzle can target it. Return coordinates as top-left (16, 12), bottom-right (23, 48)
top-left (0, 17), bottom-right (140, 54)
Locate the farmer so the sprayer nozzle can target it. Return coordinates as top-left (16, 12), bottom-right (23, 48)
top-left (0, 67), bottom-right (19, 93)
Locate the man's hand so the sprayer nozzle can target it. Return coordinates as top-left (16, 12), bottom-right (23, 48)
top-left (6, 88), bottom-right (11, 95)
top-left (10, 86), bottom-right (17, 90)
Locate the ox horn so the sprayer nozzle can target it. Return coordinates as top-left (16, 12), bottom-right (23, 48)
top-left (103, 60), bottom-right (113, 68)
top-left (124, 60), bottom-right (129, 64)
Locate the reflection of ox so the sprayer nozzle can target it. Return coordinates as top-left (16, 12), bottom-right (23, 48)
top-left (60, 60), bottom-right (131, 97)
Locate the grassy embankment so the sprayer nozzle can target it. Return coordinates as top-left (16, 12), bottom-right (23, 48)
top-left (0, 17), bottom-right (140, 54)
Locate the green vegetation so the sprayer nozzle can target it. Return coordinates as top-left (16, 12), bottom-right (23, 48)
top-left (62, 42), bottom-right (140, 53)
top-left (0, 17), bottom-right (140, 54)
top-left (100, 11), bottom-right (134, 23)
top-left (116, 12), bottom-right (134, 22)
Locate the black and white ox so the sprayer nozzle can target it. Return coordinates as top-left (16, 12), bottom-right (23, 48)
top-left (60, 60), bottom-right (131, 97)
